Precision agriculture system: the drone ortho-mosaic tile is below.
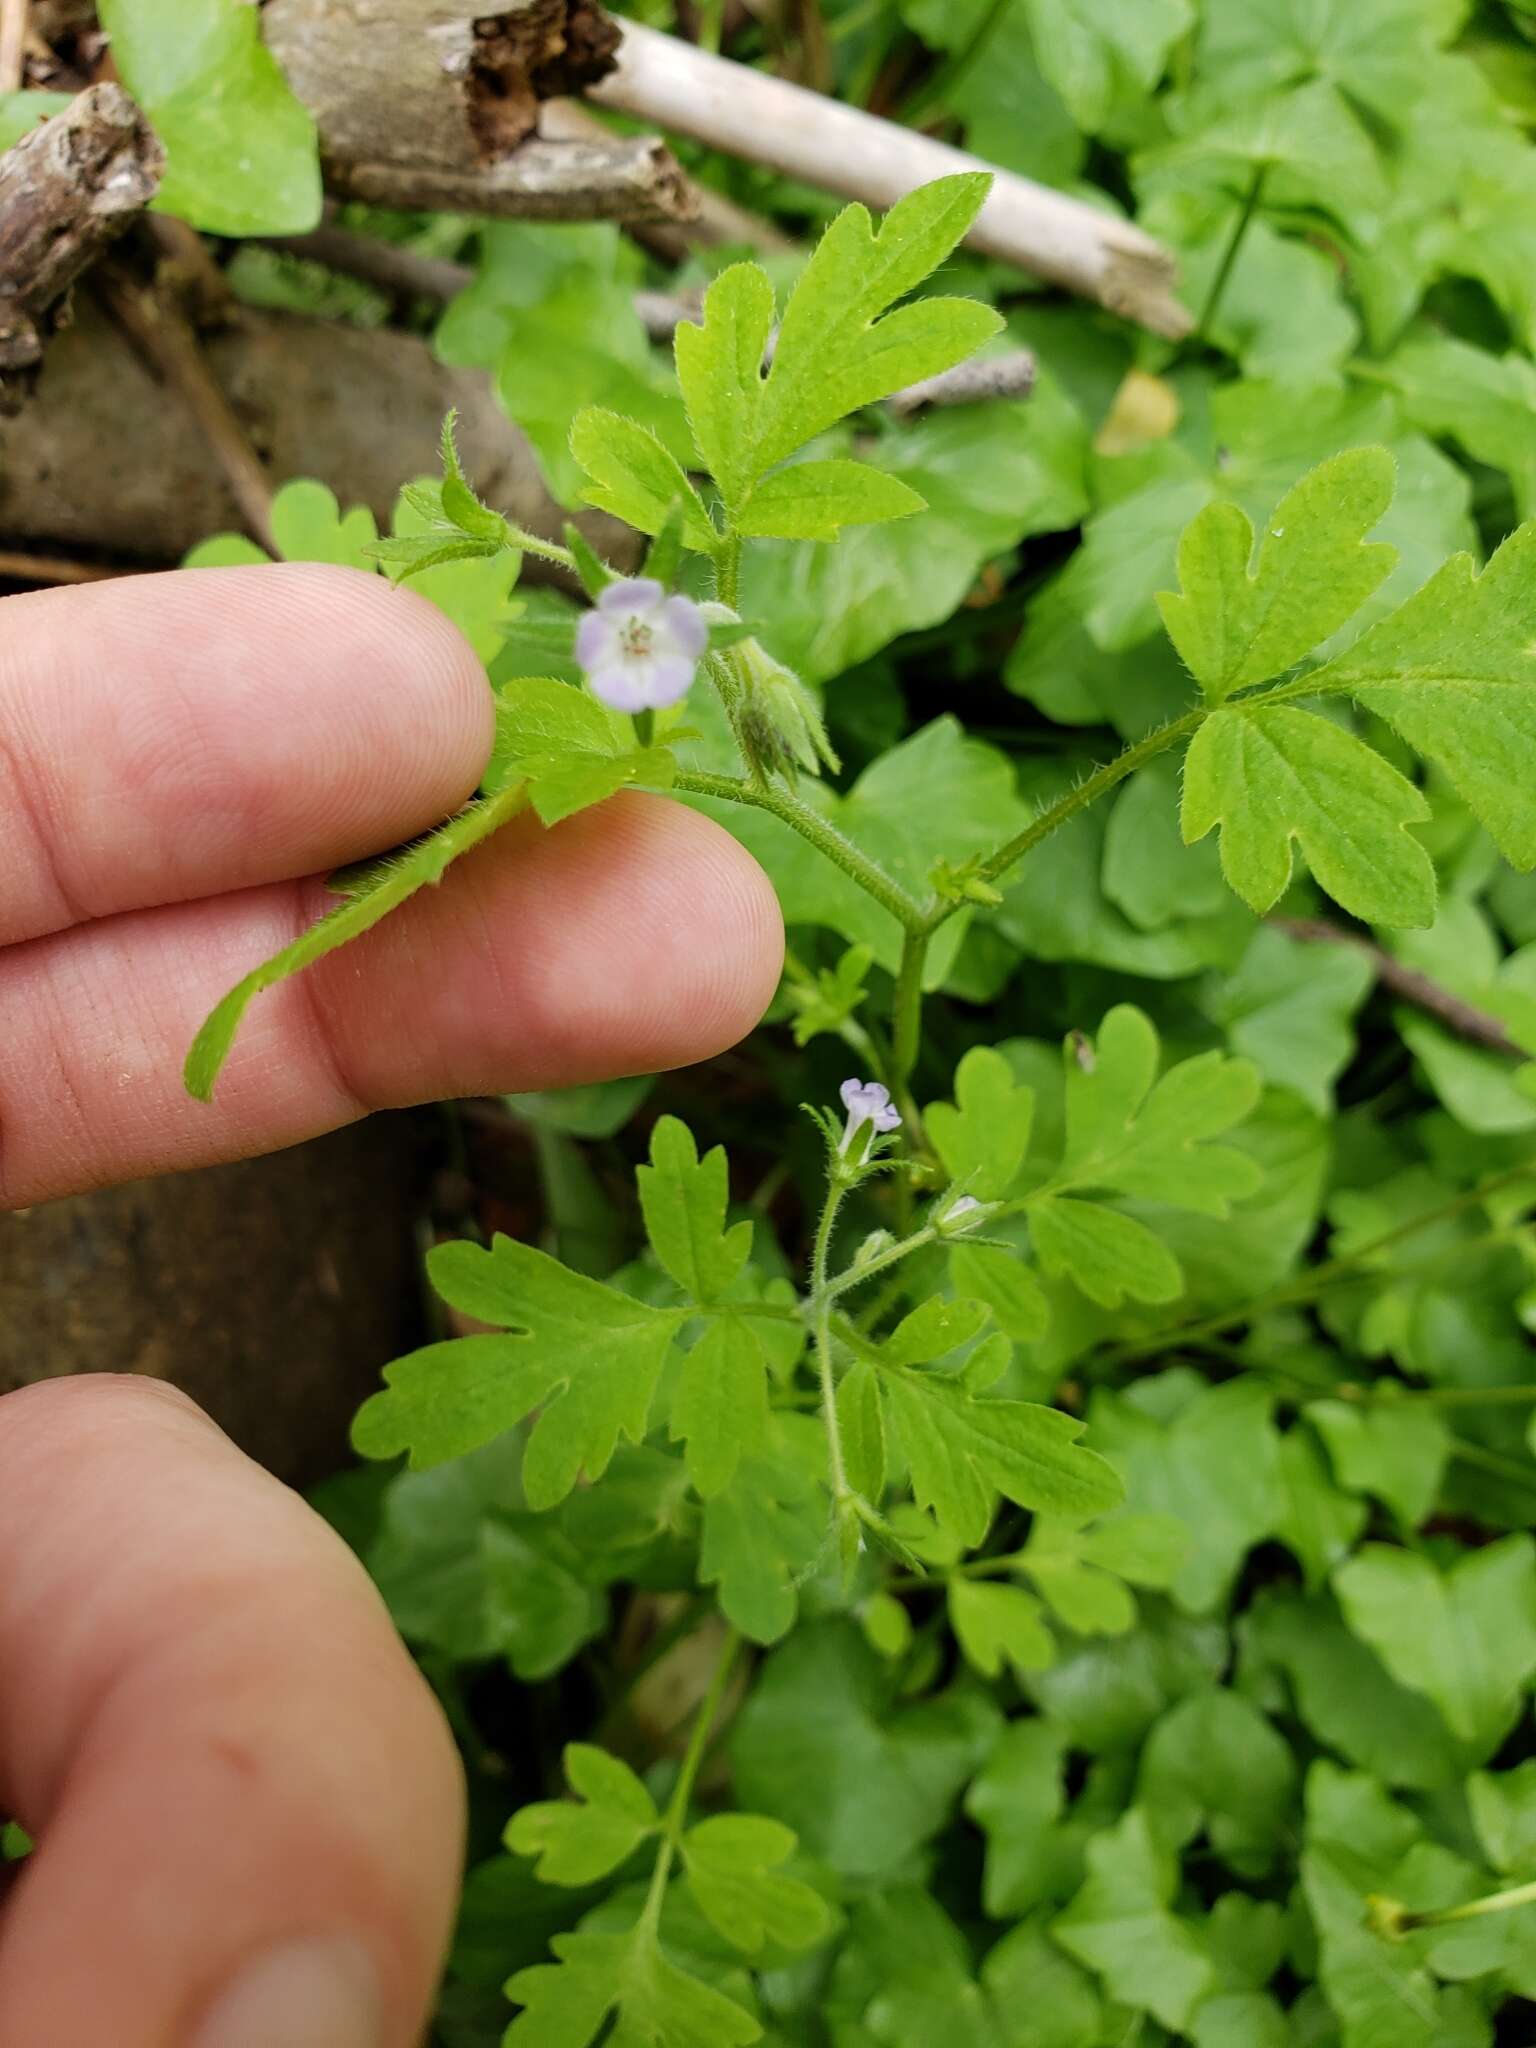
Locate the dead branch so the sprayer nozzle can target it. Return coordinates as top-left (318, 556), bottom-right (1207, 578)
top-left (0, 82), bottom-right (162, 405)
top-left (887, 350), bottom-right (1037, 415)
top-left (259, 224), bottom-right (1037, 412)
top-left (262, 0), bottom-right (694, 223)
top-left (99, 263), bottom-right (278, 553)
top-left (0, 0), bottom-right (29, 92)
top-left (587, 21), bottom-right (1191, 337)
top-left (0, 545), bottom-right (127, 583)
top-left (1273, 917), bottom-right (1523, 1058)
top-left (0, 295), bottom-right (635, 570)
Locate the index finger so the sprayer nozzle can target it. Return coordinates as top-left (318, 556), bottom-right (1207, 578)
top-left (0, 564), bottom-right (494, 948)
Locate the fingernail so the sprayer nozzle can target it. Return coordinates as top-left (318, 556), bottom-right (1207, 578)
top-left (191, 1935), bottom-right (384, 2048)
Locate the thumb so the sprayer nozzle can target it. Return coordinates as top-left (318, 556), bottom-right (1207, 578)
top-left (0, 1375), bottom-right (463, 2047)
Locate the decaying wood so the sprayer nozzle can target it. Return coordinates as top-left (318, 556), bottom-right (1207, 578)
top-left (100, 264), bottom-right (278, 554)
top-left (0, 82), bottom-right (162, 405)
top-left (887, 349), bottom-right (1037, 415)
top-left (0, 295), bottom-right (635, 567)
top-left (538, 94), bottom-right (793, 255)
top-left (262, 0), bottom-right (694, 223)
top-left (0, 545), bottom-right (126, 582)
top-left (589, 22), bottom-right (1192, 337)
top-left (0, 1117), bottom-right (435, 1486)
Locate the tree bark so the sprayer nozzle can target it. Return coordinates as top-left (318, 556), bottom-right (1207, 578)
top-left (0, 1118), bottom-right (434, 1485)
top-left (0, 294), bottom-right (634, 567)
top-left (261, 0), bottom-right (693, 224)
top-left (0, 81), bottom-right (162, 405)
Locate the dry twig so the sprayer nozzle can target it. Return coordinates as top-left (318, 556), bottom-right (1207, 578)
top-left (588, 21), bottom-right (1191, 335)
top-left (0, 0), bottom-right (30, 92)
top-left (1273, 917), bottom-right (1523, 1058)
top-left (0, 82), bottom-right (162, 405)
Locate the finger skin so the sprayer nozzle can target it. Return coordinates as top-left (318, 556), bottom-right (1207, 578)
top-left (0, 564), bottom-right (495, 948)
top-left (0, 791), bottom-right (784, 1208)
top-left (0, 1375), bottom-right (464, 2047)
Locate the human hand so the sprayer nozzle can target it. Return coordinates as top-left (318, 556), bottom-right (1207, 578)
top-left (0, 564), bottom-right (782, 2044)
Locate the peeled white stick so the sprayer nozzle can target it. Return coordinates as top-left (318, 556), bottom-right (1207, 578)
top-left (588, 21), bottom-right (1192, 338)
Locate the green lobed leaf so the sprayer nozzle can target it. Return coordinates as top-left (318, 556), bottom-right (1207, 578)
top-left (506, 1743), bottom-right (659, 1886)
top-left (880, 1367), bottom-right (1123, 1547)
top-left (680, 1814), bottom-right (833, 1954)
top-left (757, 178), bottom-right (999, 464)
top-left (673, 263), bottom-right (778, 514)
top-left (926, 1045), bottom-right (1036, 1200)
top-left (490, 678), bottom-right (675, 826)
top-left (351, 1234), bottom-right (683, 1502)
top-left (732, 460), bottom-right (927, 543)
top-left (505, 1926), bottom-right (760, 2047)
top-left (1333, 1535), bottom-right (1536, 1747)
top-left (568, 407), bottom-right (720, 553)
top-left (1157, 448), bottom-right (1399, 705)
top-left (1308, 520), bottom-right (1536, 869)
top-left (99, 0), bottom-right (321, 235)
top-left (1030, 1195), bottom-right (1185, 1309)
top-left (636, 1117), bottom-right (753, 1305)
top-left (1051, 1805), bottom-right (1216, 2030)
top-left (670, 1317), bottom-right (771, 1500)
top-left (948, 1578), bottom-right (1056, 1678)
top-left (1181, 701), bottom-right (1436, 925)
top-left (697, 1423), bottom-right (827, 1644)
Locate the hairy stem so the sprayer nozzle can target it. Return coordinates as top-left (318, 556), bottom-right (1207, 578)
top-left (639, 1628), bottom-right (740, 1939)
top-left (811, 1181), bottom-right (852, 1500)
top-left (929, 709), bottom-right (1206, 927)
top-left (672, 769), bottom-right (925, 930)
top-left (716, 532), bottom-right (743, 610)
top-left (821, 1223), bottom-right (938, 1307)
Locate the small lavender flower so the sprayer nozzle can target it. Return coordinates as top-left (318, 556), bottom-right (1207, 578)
top-left (575, 578), bottom-right (707, 712)
top-left (840, 1077), bottom-right (901, 1155)
top-left (936, 1194), bottom-right (986, 1235)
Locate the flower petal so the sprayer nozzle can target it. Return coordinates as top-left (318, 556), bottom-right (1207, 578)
top-left (661, 594), bottom-right (709, 659)
top-left (639, 654), bottom-right (697, 709)
top-left (598, 576), bottom-right (665, 616)
top-left (587, 662), bottom-right (653, 712)
top-left (575, 610), bottom-right (619, 667)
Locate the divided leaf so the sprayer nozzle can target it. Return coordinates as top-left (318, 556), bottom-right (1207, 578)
top-left (351, 1234), bottom-right (683, 1504)
top-left (1310, 520), bottom-right (1536, 868)
top-left (506, 1743), bottom-right (658, 1886)
top-left (880, 1369), bottom-right (1122, 1547)
top-left (491, 678), bottom-right (676, 826)
top-left (732, 460), bottom-right (927, 543)
top-left (926, 1045), bottom-right (1035, 1199)
top-left (568, 407), bottom-right (720, 554)
top-left (1157, 448), bottom-right (1398, 704)
top-left (675, 176), bottom-right (1001, 523)
top-left (637, 1117), bottom-right (753, 1303)
top-left (670, 1316), bottom-right (771, 1499)
top-left (506, 1927), bottom-right (760, 2048)
top-left (681, 1813), bottom-right (833, 1953)
top-left (1049, 1004), bottom-right (1262, 1212)
top-left (1181, 702), bottom-right (1436, 925)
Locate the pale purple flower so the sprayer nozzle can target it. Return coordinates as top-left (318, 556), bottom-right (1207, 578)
top-left (937, 1194), bottom-right (988, 1236)
top-left (575, 578), bottom-right (707, 712)
top-left (840, 1077), bottom-right (901, 1155)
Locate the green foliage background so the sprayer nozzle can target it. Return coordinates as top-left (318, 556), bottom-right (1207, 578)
top-left (46, 0), bottom-right (1536, 2040)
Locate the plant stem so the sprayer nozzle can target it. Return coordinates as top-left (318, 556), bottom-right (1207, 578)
top-left (821, 1224), bottom-right (938, 1307)
top-left (504, 524), bottom-right (579, 573)
top-left (639, 1628), bottom-right (740, 1939)
top-left (1100, 1161), bottom-right (1535, 1368)
top-left (716, 532), bottom-right (743, 610)
top-left (1397, 1878), bottom-right (1536, 1935)
top-left (672, 769), bottom-right (925, 930)
top-left (890, 929), bottom-right (931, 1090)
top-left (1355, 1383), bottom-right (1536, 1408)
top-left (931, 709), bottom-right (1206, 927)
top-left (1195, 162), bottom-right (1268, 344)
top-left (811, 1181), bottom-right (852, 1501)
